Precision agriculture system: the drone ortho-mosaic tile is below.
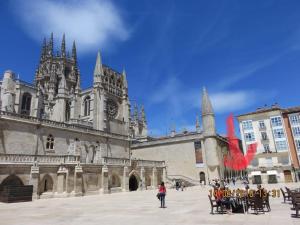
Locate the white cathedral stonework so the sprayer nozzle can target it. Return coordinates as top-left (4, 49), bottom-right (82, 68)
top-left (0, 34), bottom-right (230, 200)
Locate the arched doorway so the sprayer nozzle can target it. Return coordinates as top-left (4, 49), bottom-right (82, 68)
top-left (40, 174), bottom-right (53, 194)
top-left (111, 174), bottom-right (121, 188)
top-left (1, 175), bottom-right (23, 186)
top-left (199, 172), bottom-right (206, 185)
top-left (129, 175), bottom-right (139, 191)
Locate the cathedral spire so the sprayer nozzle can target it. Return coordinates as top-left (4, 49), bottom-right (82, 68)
top-left (141, 105), bottom-right (146, 123)
top-left (93, 51), bottom-right (103, 79)
top-left (201, 87), bottom-right (214, 116)
top-left (72, 40), bottom-right (77, 63)
top-left (201, 87), bottom-right (216, 136)
top-left (122, 68), bottom-right (128, 89)
top-left (48, 32), bottom-right (53, 56)
top-left (61, 33), bottom-right (66, 58)
top-left (133, 103), bottom-right (138, 121)
top-left (40, 37), bottom-right (47, 61)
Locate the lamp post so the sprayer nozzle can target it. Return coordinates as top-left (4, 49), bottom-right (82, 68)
top-left (291, 163), bottom-right (297, 182)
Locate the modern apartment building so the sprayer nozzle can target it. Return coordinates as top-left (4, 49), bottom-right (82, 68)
top-left (237, 104), bottom-right (300, 184)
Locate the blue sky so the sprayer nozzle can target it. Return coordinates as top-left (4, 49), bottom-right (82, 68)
top-left (0, 0), bottom-right (300, 136)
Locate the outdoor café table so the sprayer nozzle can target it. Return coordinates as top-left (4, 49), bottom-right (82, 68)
top-left (293, 188), bottom-right (300, 193)
top-left (230, 196), bottom-right (247, 214)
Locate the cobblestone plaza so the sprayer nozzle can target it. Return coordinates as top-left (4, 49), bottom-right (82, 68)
top-left (0, 184), bottom-right (299, 225)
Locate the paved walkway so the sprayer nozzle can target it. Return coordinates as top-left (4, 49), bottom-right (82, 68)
top-left (0, 184), bottom-right (299, 225)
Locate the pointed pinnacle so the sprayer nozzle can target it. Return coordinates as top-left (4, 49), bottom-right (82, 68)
top-left (201, 87), bottom-right (214, 116)
top-left (122, 68), bottom-right (128, 88)
top-left (94, 51), bottom-right (103, 76)
top-left (61, 33), bottom-right (66, 57)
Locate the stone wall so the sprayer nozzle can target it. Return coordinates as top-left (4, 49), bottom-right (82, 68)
top-left (0, 118), bottom-right (129, 159)
top-left (132, 139), bottom-right (200, 181)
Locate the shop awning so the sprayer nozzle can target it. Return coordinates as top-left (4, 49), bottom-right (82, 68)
top-left (267, 170), bottom-right (277, 175)
top-left (251, 171), bottom-right (261, 176)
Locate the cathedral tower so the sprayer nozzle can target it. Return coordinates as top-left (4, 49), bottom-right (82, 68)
top-left (92, 51), bottom-right (131, 135)
top-left (201, 87), bottom-right (221, 181)
top-left (34, 33), bottom-right (81, 121)
top-left (93, 51), bottom-right (106, 130)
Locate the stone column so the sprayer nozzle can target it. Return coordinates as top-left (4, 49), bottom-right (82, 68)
top-left (122, 166), bottom-right (129, 192)
top-left (57, 165), bottom-right (68, 195)
top-left (29, 162), bottom-right (40, 200)
top-left (101, 165), bottom-right (109, 194)
top-left (73, 163), bottom-right (83, 196)
top-left (152, 167), bottom-right (158, 189)
top-left (163, 167), bottom-right (167, 182)
top-left (140, 167), bottom-right (145, 191)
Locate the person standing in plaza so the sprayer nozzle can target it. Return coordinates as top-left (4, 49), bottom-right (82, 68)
top-left (158, 182), bottom-right (167, 208)
top-left (181, 181), bottom-right (185, 191)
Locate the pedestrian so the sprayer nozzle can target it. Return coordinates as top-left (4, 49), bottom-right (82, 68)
top-left (181, 181), bottom-right (185, 191)
top-left (158, 182), bottom-right (167, 208)
top-left (175, 181), bottom-right (180, 191)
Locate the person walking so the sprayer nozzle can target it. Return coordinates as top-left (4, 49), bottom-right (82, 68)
top-left (158, 182), bottom-right (167, 208)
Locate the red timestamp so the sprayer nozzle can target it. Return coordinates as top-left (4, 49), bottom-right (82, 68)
top-left (209, 189), bottom-right (281, 198)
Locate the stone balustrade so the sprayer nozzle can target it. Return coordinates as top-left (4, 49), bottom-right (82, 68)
top-left (102, 157), bottom-right (130, 166)
top-left (69, 119), bottom-right (93, 128)
top-left (0, 154), bottom-right (79, 165)
top-left (0, 154), bottom-right (35, 164)
top-left (135, 159), bottom-right (165, 168)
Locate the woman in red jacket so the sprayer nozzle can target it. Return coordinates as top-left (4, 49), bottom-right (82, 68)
top-left (158, 182), bottom-right (166, 208)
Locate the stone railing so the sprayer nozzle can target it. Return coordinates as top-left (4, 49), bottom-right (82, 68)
top-left (0, 154), bottom-right (79, 165)
top-left (102, 157), bottom-right (130, 166)
top-left (0, 110), bottom-right (40, 123)
top-left (69, 119), bottom-right (93, 128)
top-left (135, 159), bottom-right (165, 168)
top-left (0, 110), bottom-right (128, 140)
top-left (0, 154), bottom-right (35, 164)
top-left (166, 174), bottom-right (200, 186)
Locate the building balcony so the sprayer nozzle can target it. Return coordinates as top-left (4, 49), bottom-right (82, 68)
top-left (259, 126), bottom-right (266, 131)
top-left (261, 138), bottom-right (269, 143)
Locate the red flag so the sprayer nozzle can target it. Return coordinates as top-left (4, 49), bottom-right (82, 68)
top-left (224, 114), bottom-right (257, 170)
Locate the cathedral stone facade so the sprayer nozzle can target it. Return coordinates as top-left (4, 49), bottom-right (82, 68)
top-left (0, 34), bottom-right (229, 200)
top-left (0, 34), bottom-right (162, 199)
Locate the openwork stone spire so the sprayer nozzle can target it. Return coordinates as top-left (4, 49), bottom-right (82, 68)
top-left (72, 41), bottom-right (77, 63)
top-left (61, 33), bottom-right (66, 58)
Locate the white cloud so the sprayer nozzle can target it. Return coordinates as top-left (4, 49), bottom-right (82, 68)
top-left (149, 77), bottom-right (199, 116)
top-left (210, 91), bottom-right (256, 113)
top-left (12, 0), bottom-right (129, 53)
top-left (149, 77), bottom-right (257, 115)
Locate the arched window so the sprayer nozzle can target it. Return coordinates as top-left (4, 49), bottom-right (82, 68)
top-left (65, 101), bottom-right (71, 121)
top-left (83, 96), bottom-right (91, 116)
top-left (21, 93), bottom-right (32, 115)
top-left (46, 134), bottom-right (54, 150)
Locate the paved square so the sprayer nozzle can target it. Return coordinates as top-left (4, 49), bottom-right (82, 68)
top-left (0, 184), bottom-right (299, 225)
